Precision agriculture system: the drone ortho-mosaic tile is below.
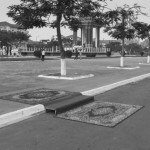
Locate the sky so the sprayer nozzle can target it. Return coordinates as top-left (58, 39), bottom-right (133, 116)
top-left (0, 0), bottom-right (150, 41)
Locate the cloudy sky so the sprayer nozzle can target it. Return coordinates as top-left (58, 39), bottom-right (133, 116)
top-left (0, 0), bottom-right (150, 41)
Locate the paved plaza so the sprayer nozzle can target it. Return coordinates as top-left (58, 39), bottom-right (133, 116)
top-left (0, 56), bottom-right (150, 149)
top-left (0, 56), bottom-right (149, 115)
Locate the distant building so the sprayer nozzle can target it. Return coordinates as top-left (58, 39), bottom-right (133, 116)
top-left (40, 39), bottom-right (50, 44)
top-left (0, 21), bottom-right (28, 52)
top-left (64, 35), bottom-right (81, 41)
top-left (51, 35), bottom-right (81, 42)
top-left (0, 21), bottom-right (28, 34)
top-left (99, 40), bottom-right (121, 47)
top-left (100, 40), bottom-right (121, 44)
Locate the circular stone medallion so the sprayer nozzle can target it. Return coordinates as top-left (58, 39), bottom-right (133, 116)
top-left (19, 89), bottom-right (66, 99)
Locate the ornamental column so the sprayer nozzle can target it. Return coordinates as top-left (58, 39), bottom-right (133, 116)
top-left (86, 25), bottom-right (93, 47)
top-left (73, 30), bottom-right (77, 45)
top-left (80, 17), bottom-right (93, 47)
top-left (81, 28), bottom-right (82, 45)
top-left (95, 27), bottom-right (100, 48)
top-left (82, 26), bottom-right (86, 45)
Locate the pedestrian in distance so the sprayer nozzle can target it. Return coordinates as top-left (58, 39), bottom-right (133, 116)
top-left (41, 49), bottom-right (45, 61)
top-left (74, 48), bottom-right (79, 60)
top-left (79, 49), bottom-right (82, 60)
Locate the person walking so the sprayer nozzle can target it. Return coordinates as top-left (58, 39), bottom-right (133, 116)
top-left (41, 49), bottom-right (45, 61)
top-left (79, 49), bottom-right (82, 60)
top-left (74, 48), bottom-right (79, 60)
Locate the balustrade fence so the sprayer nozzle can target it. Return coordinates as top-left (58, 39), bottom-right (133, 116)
top-left (25, 46), bottom-right (110, 55)
top-left (0, 45), bottom-right (110, 56)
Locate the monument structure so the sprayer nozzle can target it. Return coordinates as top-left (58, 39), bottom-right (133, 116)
top-left (73, 17), bottom-right (101, 49)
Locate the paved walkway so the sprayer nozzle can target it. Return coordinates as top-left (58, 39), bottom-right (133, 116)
top-left (1, 67), bottom-right (150, 150)
top-left (0, 56), bottom-right (149, 123)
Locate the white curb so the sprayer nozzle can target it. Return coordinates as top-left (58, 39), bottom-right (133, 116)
top-left (38, 74), bottom-right (94, 80)
top-left (107, 66), bottom-right (140, 70)
top-left (2, 72), bottom-right (150, 128)
top-left (82, 73), bottom-right (150, 96)
top-left (0, 104), bottom-right (45, 128)
top-left (139, 63), bottom-right (150, 65)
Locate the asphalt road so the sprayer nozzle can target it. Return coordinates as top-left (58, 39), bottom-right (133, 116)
top-left (0, 78), bottom-right (150, 150)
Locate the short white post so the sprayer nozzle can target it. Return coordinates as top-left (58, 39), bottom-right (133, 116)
top-left (147, 55), bottom-right (150, 63)
top-left (61, 59), bottom-right (66, 76)
top-left (120, 56), bottom-right (124, 67)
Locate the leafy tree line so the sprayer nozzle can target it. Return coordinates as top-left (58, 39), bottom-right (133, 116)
top-left (28, 36), bottom-right (81, 48)
top-left (106, 41), bottom-right (148, 55)
top-left (104, 4), bottom-right (147, 66)
top-left (7, 0), bottom-right (150, 72)
top-left (7, 0), bottom-right (111, 75)
top-left (0, 30), bottom-right (30, 48)
top-left (132, 22), bottom-right (150, 61)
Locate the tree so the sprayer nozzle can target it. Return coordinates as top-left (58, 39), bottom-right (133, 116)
top-left (125, 43), bottom-right (143, 54)
top-left (132, 22), bottom-right (150, 63)
top-left (141, 39), bottom-right (149, 48)
top-left (0, 30), bottom-right (12, 47)
top-left (15, 31), bottom-right (30, 47)
top-left (104, 4), bottom-right (146, 67)
top-left (7, 0), bottom-right (110, 75)
top-left (0, 30), bottom-right (30, 51)
top-left (106, 41), bottom-right (121, 52)
top-left (124, 38), bottom-right (140, 45)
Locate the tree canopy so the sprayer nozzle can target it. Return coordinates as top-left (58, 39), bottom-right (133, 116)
top-left (104, 4), bottom-right (146, 40)
top-left (104, 4), bottom-right (146, 57)
top-left (106, 41), bottom-right (121, 52)
top-left (125, 43), bottom-right (143, 54)
top-left (132, 22), bottom-right (150, 39)
top-left (0, 30), bottom-right (30, 47)
top-left (132, 22), bottom-right (150, 56)
top-left (7, 0), bottom-right (111, 58)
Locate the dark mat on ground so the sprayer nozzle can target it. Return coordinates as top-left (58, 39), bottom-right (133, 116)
top-left (57, 101), bottom-right (143, 127)
top-left (0, 88), bottom-right (82, 105)
top-left (46, 95), bottom-right (94, 114)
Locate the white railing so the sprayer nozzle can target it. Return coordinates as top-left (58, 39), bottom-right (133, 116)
top-left (25, 46), bottom-right (110, 54)
top-left (83, 47), bottom-right (110, 53)
top-left (26, 46), bottom-right (60, 53)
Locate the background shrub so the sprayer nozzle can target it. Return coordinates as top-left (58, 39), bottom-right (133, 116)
top-left (106, 51), bottom-right (111, 57)
top-left (140, 51), bottom-right (144, 56)
top-left (86, 53), bottom-right (96, 57)
top-left (65, 50), bottom-right (72, 58)
top-left (34, 50), bottom-right (41, 58)
top-left (21, 52), bottom-right (28, 56)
